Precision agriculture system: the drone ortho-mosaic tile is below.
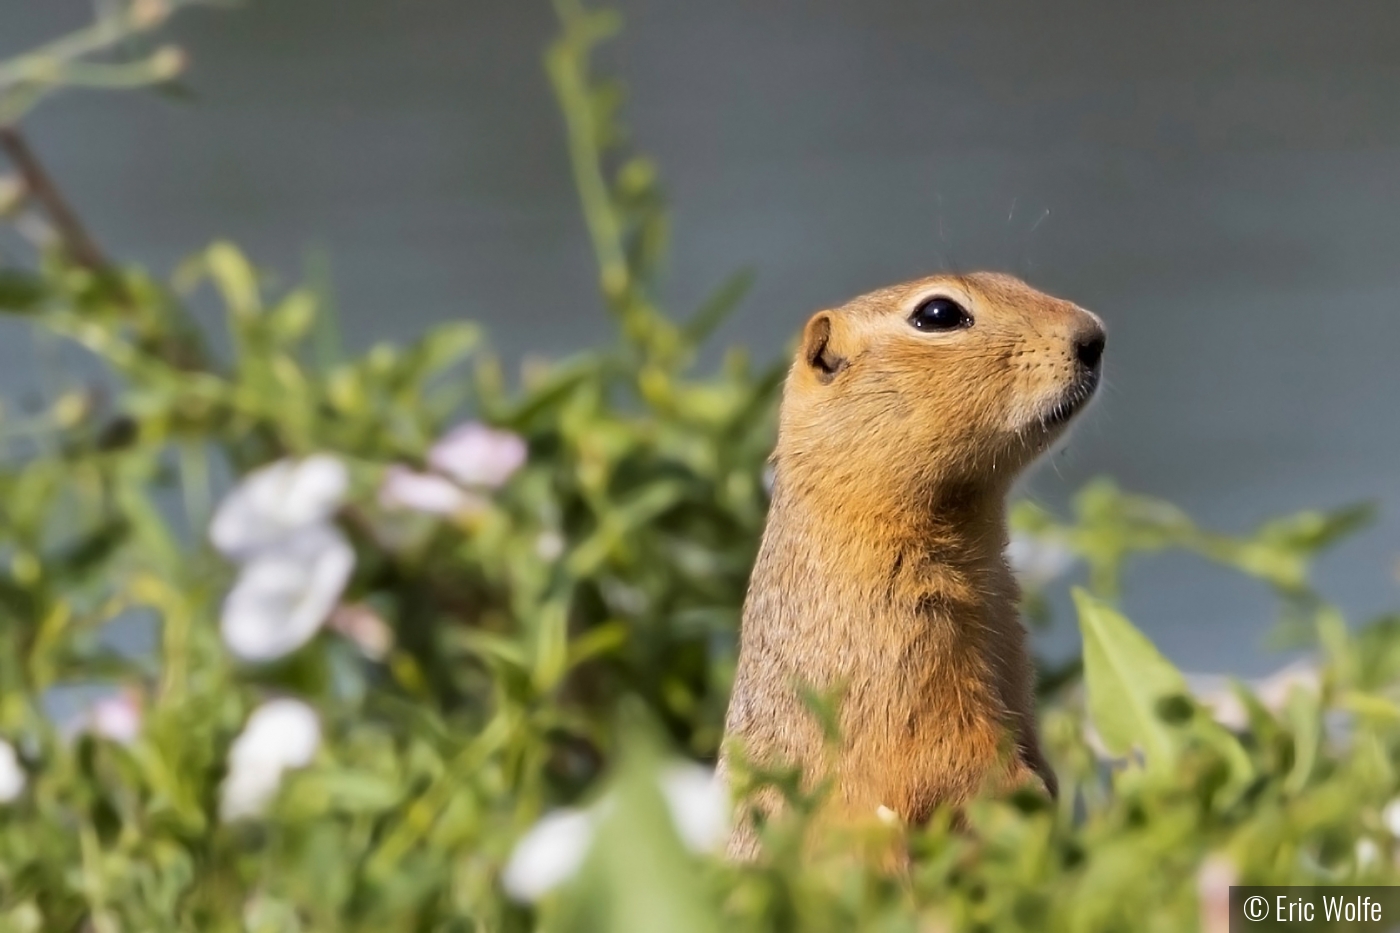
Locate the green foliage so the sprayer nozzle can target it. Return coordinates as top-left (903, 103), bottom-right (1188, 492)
top-left (0, 2), bottom-right (1396, 931)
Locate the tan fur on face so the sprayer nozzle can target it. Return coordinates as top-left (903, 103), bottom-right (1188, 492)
top-left (719, 272), bottom-right (1104, 860)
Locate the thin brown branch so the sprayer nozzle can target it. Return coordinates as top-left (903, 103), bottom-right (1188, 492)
top-left (0, 126), bottom-right (111, 272)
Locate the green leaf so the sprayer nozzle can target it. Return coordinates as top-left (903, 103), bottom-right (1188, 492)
top-left (682, 267), bottom-right (755, 345)
top-left (1073, 588), bottom-right (1187, 768)
top-left (575, 728), bottom-right (723, 933)
top-left (1257, 501), bottom-right (1376, 555)
top-left (0, 269), bottom-right (45, 312)
top-left (1282, 685), bottom-right (1320, 794)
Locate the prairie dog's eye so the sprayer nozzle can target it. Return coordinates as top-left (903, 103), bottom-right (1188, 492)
top-left (909, 296), bottom-right (972, 332)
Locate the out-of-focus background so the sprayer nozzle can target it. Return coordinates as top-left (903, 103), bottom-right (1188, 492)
top-left (4, 0), bottom-right (1397, 672)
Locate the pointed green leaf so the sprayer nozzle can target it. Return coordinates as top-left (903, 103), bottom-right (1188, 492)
top-left (1074, 588), bottom-right (1186, 768)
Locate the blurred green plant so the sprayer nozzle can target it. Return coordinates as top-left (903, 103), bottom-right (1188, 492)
top-left (0, 2), bottom-right (1395, 931)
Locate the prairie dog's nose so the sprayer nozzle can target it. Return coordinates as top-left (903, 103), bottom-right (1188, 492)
top-left (1074, 324), bottom-right (1106, 372)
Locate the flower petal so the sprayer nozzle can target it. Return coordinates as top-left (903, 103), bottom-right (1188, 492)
top-left (658, 761), bottom-right (730, 853)
top-left (428, 422), bottom-right (526, 489)
top-left (1196, 854), bottom-right (1237, 933)
top-left (89, 690), bottom-right (143, 745)
top-left (210, 455), bottom-right (349, 559)
top-left (327, 603), bottom-right (394, 661)
top-left (535, 531), bottom-right (565, 561)
top-left (0, 740), bottom-right (24, 804)
top-left (1005, 532), bottom-right (1075, 587)
top-left (220, 525), bottom-right (355, 663)
top-left (1184, 658), bottom-right (1321, 732)
top-left (501, 808), bottom-right (596, 903)
top-left (1383, 798), bottom-right (1400, 839)
top-left (220, 699), bottom-right (321, 821)
top-left (378, 465), bottom-right (486, 516)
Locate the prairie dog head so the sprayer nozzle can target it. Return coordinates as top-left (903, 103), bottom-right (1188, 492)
top-left (777, 272), bottom-right (1105, 498)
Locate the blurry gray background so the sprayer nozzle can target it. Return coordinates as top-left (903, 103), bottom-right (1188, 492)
top-left (3, 0), bottom-right (1398, 673)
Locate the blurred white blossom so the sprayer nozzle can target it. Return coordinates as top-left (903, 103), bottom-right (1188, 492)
top-left (0, 740), bottom-right (24, 803)
top-left (220, 526), bottom-right (355, 662)
top-left (428, 422), bottom-right (526, 489)
top-left (1080, 720), bottom-right (1126, 763)
top-left (535, 531), bottom-right (565, 561)
top-left (377, 465), bottom-right (486, 517)
top-left (1005, 532), bottom-right (1075, 587)
top-left (1382, 798), bottom-right (1400, 838)
top-left (659, 761), bottom-right (730, 853)
top-left (1185, 658), bottom-right (1321, 732)
top-left (501, 807), bottom-right (598, 903)
top-left (219, 699), bottom-right (321, 822)
top-left (0, 175), bottom-right (23, 217)
top-left (210, 455), bottom-right (349, 559)
top-left (501, 761), bottom-right (727, 903)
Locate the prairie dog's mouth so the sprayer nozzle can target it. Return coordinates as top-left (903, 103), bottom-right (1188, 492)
top-left (1039, 370), bottom-right (1101, 429)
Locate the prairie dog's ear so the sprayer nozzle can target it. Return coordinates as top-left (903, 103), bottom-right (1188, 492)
top-left (801, 311), bottom-right (847, 382)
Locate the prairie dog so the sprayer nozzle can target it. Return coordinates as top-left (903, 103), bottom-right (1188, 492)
top-left (720, 272), bottom-right (1105, 859)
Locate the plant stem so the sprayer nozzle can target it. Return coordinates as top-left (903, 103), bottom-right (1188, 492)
top-left (0, 126), bottom-right (110, 273)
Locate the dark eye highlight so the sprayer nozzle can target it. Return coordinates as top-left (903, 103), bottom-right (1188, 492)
top-left (909, 296), bottom-right (972, 332)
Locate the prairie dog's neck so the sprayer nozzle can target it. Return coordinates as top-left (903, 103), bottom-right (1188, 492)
top-left (762, 465), bottom-right (1011, 580)
top-left (745, 470), bottom-right (1014, 671)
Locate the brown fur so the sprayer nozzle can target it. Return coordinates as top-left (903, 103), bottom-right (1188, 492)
top-left (719, 272), bottom-right (1105, 860)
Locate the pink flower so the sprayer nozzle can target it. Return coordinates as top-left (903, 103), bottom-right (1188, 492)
top-left (87, 690), bottom-right (143, 745)
top-left (327, 603), bottom-right (394, 661)
top-left (1196, 854), bottom-right (1237, 933)
top-left (377, 465), bottom-right (487, 517)
top-left (428, 422), bottom-right (527, 489)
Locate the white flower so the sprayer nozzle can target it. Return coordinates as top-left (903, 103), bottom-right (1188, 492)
top-left (1081, 720), bottom-right (1119, 762)
top-left (659, 762), bottom-right (729, 853)
top-left (501, 807), bottom-right (597, 903)
top-left (209, 454), bottom-right (358, 663)
top-left (377, 465), bottom-right (486, 517)
top-left (428, 422), bottom-right (526, 489)
top-left (1185, 658), bottom-right (1321, 732)
top-left (210, 455), bottom-right (349, 559)
top-left (535, 531), bottom-right (565, 561)
top-left (220, 526), bottom-right (355, 662)
top-left (219, 699), bottom-right (321, 821)
top-left (1005, 531), bottom-right (1075, 587)
top-left (87, 690), bottom-right (142, 745)
top-left (1252, 659), bottom-right (1322, 712)
top-left (502, 760), bottom-right (727, 903)
top-left (1357, 838), bottom-right (1381, 870)
top-left (0, 740), bottom-right (25, 803)
top-left (1382, 798), bottom-right (1400, 839)
top-left (1196, 854), bottom-right (1237, 933)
